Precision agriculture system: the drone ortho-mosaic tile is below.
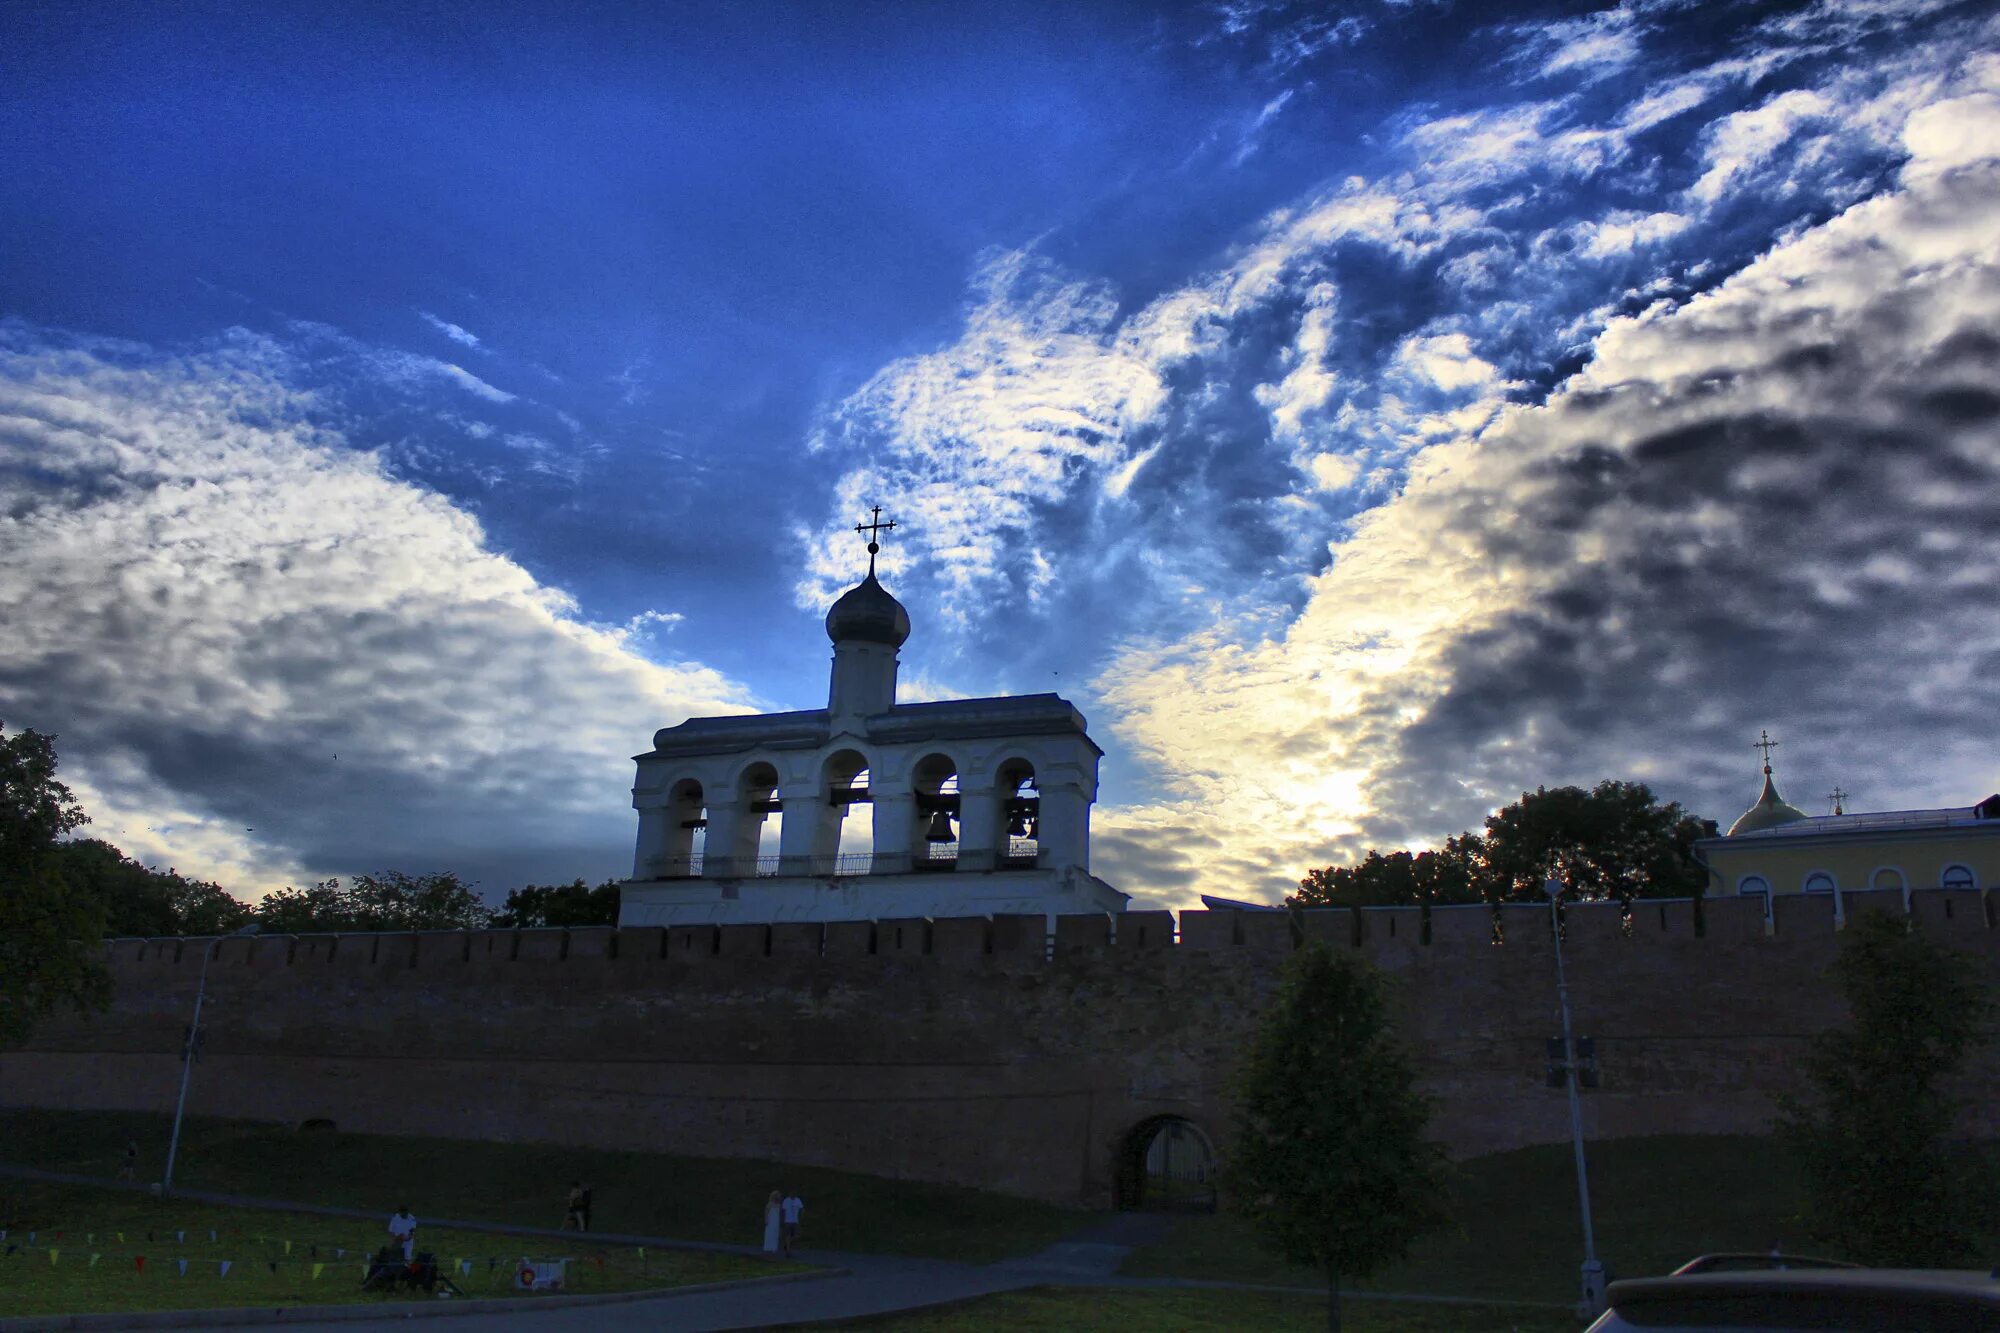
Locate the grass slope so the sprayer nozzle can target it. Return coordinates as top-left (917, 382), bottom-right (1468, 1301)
top-left (856, 1287), bottom-right (1578, 1331)
top-left (0, 1109), bottom-right (1089, 1263)
top-left (0, 1179), bottom-right (776, 1317)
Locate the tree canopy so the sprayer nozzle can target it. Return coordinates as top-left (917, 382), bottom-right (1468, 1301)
top-left (490, 878), bottom-right (621, 929)
top-left (1230, 942), bottom-right (1449, 1332)
top-left (1776, 909), bottom-right (1995, 1265)
top-left (1291, 780), bottom-right (1713, 909)
top-left (0, 721), bottom-right (111, 1047)
top-left (251, 871), bottom-right (491, 933)
top-left (49, 839), bottom-right (252, 937)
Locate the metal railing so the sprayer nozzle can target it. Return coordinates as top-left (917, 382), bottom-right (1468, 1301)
top-left (647, 842), bottom-right (1041, 880)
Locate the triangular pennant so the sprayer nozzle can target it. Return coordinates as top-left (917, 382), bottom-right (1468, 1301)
top-left (176, 1258), bottom-right (188, 1276)
top-left (336, 1247), bottom-right (346, 1259)
top-left (311, 1262), bottom-right (324, 1280)
top-left (117, 1232), bottom-right (125, 1244)
top-left (268, 1261), bottom-right (278, 1274)
top-left (27, 1232), bottom-right (35, 1244)
top-left (219, 1260), bottom-right (232, 1277)
top-left (175, 1231), bottom-right (185, 1243)
top-left (283, 1240), bottom-right (292, 1255)
top-left (55, 1231), bottom-right (63, 1241)
top-left (90, 1253), bottom-right (101, 1268)
top-left (310, 1243), bottom-right (318, 1257)
top-left (87, 1233), bottom-right (94, 1244)
top-left (147, 1231), bottom-right (155, 1242)
top-left (4, 1245), bottom-right (15, 1257)
top-left (136, 1256), bottom-right (146, 1273)
top-left (48, 1249), bottom-right (59, 1265)
top-left (209, 1230), bottom-right (217, 1242)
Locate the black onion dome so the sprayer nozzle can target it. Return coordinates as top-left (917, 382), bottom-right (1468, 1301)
top-left (825, 572), bottom-right (911, 647)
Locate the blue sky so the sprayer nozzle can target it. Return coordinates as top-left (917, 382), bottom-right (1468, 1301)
top-left (4, 0), bottom-right (1998, 908)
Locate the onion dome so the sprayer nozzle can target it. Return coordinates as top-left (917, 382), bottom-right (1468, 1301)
top-left (825, 572), bottom-right (910, 647)
top-left (1728, 767), bottom-right (1810, 836)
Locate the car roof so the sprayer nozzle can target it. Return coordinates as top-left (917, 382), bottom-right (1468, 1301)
top-left (1610, 1267), bottom-right (2000, 1315)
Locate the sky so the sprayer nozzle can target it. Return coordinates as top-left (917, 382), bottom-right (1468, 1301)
top-left (3, 0), bottom-right (1997, 911)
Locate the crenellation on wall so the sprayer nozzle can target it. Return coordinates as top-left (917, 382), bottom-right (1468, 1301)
top-left (1910, 888), bottom-right (1991, 947)
top-left (880, 917), bottom-right (931, 956)
top-left (568, 926), bottom-right (616, 961)
top-left (989, 914), bottom-right (1045, 957)
top-left (718, 923), bottom-right (770, 958)
top-left (1114, 911), bottom-right (1175, 950)
top-left (1177, 910), bottom-right (1233, 950)
top-left (1560, 901), bottom-right (1629, 949)
top-left (1053, 913), bottom-right (1109, 954)
top-left (667, 924), bottom-right (720, 958)
top-left (1841, 887), bottom-right (1906, 923)
top-left (823, 919), bottom-right (875, 956)
top-left (1238, 911), bottom-right (1294, 952)
top-left (931, 916), bottom-right (988, 957)
top-left (1773, 893), bottom-right (1837, 936)
top-left (1700, 895), bottom-right (1769, 944)
top-left (1424, 904), bottom-right (1491, 947)
top-left (770, 922), bottom-right (824, 957)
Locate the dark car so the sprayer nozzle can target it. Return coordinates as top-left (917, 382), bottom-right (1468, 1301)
top-left (1583, 1266), bottom-right (2000, 1331)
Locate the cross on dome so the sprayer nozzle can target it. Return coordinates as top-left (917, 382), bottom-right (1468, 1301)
top-left (1753, 728), bottom-right (1779, 773)
top-left (853, 505), bottom-right (896, 575)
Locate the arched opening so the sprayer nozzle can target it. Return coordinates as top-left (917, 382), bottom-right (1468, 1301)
top-left (736, 762), bottom-right (781, 877)
top-left (1802, 872), bottom-right (1836, 894)
top-left (1737, 875), bottom-right (1771, 898)
top-left (998, 759), bottom-right (1040, 869)
top-left (912, 753), bottom-right (960, 870)
top-left (824, 750), bottom-right (873, 876)
top-left (1942, 864), bottom-right (1977, 889)
top-left (1115, 1116), bottom-right (1217, 1212)
top-left (665, 779), bottom-right (706, 878)
top-left (1870, 866), bottom-right (1906, 892)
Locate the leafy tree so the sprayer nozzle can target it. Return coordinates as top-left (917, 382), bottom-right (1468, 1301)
top-left (490, 878), bottom-right (622, 929)
top-left (1776, 910), bottom-right (1995, 1265)
top-left (252, 871), bottom-right (490, 932)
top-left (1289, 780), bottom-right (1713, 909)
top-left (0, 721), bottom-right (111, 1046)
top-left (1230, 942), bottom-right (1449, 1332)
top-left (49, 839), bottom-right (252, 937)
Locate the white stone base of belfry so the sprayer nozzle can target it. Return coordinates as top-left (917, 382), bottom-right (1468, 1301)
top-left (618, 865), bottom-right (1128, 927)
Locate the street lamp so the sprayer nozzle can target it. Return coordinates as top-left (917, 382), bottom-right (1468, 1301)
top-left (1545, 876), bottom-right (1606, 1318)
top-left (161, 922), bottom-right (260, 1194)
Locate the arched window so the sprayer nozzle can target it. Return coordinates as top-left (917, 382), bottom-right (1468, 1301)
top-left (997, 758), bottom-right (1039, 868)
top-left (1117, 1116), bottom-right (1217, 1213)
top-left (1942, 864), bottom-right (1977, 890)
top-left (822, 750), bottom-right (873, 876)
top-left (736, 762), bottom-right (782, 877)
top-left (665, 779), bottom-right (706, 878)
top-left (1870, 867), bottom-right (1906, 892)
top-left (1802, 872), bottom-right (1836, 894)
top-left (912, 753), bottom-right (960, 869)
top-left (1738, 875), bottom-right (1772, 897)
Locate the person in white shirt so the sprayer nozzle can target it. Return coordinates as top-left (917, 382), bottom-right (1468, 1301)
top-left (387, 1205), bottom-right (417, 1261)
top-left (779, 1192), bottom-right (803, 1257)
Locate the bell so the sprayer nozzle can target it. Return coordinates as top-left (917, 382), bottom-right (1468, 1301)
top-left (925, 809), bottom-right (955, 843)
top-left (1006, 809), bottom-right (1031, 838)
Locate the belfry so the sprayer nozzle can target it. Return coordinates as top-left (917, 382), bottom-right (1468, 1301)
top-left (617, 509), bottom-right (1129, 926)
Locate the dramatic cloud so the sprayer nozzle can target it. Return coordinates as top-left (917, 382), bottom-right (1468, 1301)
top-left (0, 326), bottom-right (754, 896)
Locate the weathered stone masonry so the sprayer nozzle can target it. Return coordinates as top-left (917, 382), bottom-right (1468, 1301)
top-left (6, 889), bottom-right (1998, 1206)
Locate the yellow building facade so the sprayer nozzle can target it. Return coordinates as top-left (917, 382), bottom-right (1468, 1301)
top-left (1695, 763), bottom-right (1999, 903)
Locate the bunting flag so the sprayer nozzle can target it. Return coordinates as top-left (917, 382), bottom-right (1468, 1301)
top-left (311, 1262), bottom-right (324, 1280)
top-left (175, 1230), bottom-right (186, 1243)
top-left (176, 1259), bottom-right (188, 1276)
top-left (209, 1230), bottom-right (218, 1242)
top-left (336, 1248), bottom-right (346, 1259)
top-left (638, 1247), bottom-right (646, 1260)
top-left (90, 1254), bottom-right (101, 1268)
top-left (310, 1244), bottom-right (318, 1257)
top-left (117, 1232), bottom-right (125, 1244)
top-left (219, 1260), bottom-right (231, 1277)
top-left (87, 1233), bottom-right (94, 1243)
top-left (55, 1231), bottom-right (63, 1241)
top-left (283, 1240), bottom-right (292, 1255)
top-left (135, 1256), bottom-right (146, 1273)
top-left (268, 1261), bottom-right (278, 1275)
top-left (49, 1249), bottom-right (59, 1265)
top-left (26, 1232), bottom-right (35, 1243)
top-left (4, 1246), bottom-right (15, 1258)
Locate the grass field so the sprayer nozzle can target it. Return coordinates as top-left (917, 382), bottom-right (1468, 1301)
top-left (0, 1109), bottom-right (1089, 1263)
top-left (855, 1287), bottom-right (1578, 1331)
top-left (0, 1178), bottom-right (783, 1318)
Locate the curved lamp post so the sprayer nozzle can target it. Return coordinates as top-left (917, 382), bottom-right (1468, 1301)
top-left (162, 922), bottom-right (260, 1193)
top-left (1545, 876), bottom-right (1605, 1318)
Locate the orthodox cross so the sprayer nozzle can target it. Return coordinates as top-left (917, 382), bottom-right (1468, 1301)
top-left (854, 505), bottom-right (896, 575)
top-left (1828, 786), bottom-right (1849, 816)
top-left (1753, 729), bottom-right (1779, 773)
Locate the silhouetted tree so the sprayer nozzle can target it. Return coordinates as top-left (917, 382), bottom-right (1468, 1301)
top-left (0, 721), bottom-right (111, 1046)
top-left (1230, 943), bottom-right (1449, 1333)
top-left (1290, 780), bottom-right (1712, 909)
top-left (1777, 910), bottom-right (1995, 1265)
top-left (253, 871), bottom-right (489, 932)
top-left (49, 839), bottom-right (252, 936)
top-left (490, 878), bottom-right (621, 928)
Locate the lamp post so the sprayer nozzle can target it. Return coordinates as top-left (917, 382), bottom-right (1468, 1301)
top-left (1545, 876), bottom-right (1605, 1317)
top-left (162, 923), bottom-right (259, 1194)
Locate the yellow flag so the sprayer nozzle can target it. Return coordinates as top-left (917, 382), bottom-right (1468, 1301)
top-left (284, 1240), bottom-right (292, 1255)
top-left (49, 1249), bottom-right (59, 1265)
top-left (311, 1262), bottom-right (324, 1280)
top-left (116, 1232), bottom-right (125, 1243)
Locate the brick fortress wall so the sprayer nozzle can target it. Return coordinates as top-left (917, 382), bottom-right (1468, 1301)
top-left (5, 889), bottom-right (1997, 1206)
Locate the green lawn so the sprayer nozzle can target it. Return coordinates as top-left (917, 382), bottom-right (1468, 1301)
top-left (0, 1109), bottom-right (1093, 1263)
top-left (1124, 1135), bottom-right (1834, 1303)
top-left (856, 1287), bottom-right (1579, 1332)
top-left (0, 1179), bottom-right (781, 1317)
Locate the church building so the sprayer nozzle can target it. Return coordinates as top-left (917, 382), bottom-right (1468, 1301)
top-left (617, 510), bottom-right (1129, 926)
top-left (1696, 730), bottom-right (1998, 912)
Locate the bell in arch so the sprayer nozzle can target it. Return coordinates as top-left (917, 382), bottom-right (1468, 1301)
top-left (925, 809), bottom-right (956, 843)
top-left (1007, 808), bottom-right (1033, 838)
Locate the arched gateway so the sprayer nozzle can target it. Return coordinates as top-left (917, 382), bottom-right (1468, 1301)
top-left (1115, 1115), bottom-right (1218, 1212)
top-left (620, 508), bottom-right (1128, 926)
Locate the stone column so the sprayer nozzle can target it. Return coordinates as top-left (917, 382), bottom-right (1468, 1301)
top-left (632, 804), bottom-right (671, 880)
top-left (955, 784), bottom-right (1001, 872)
top-left (778, 780), bottom-right (831, 876)
top-left (870, 777), bottom-right (917, 875)
top-left (703, 803), bottom-right (746, 879)
top-left (1035, 780), bottom-right (1090, 872)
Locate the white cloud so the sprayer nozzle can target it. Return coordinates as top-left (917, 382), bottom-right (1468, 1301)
top-left (0, 325), bottom-right (753, 894)
top-left (420, 311), bottom-right (483, 350)
top-left (1689, 88), bottom-right (1833, 202)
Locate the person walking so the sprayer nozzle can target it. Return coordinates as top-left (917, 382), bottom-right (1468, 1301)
top-left (118, 1140), bottom-right (138, 1183)
top-left (780, 1190), bottom-right (803, 1257)
top-left (387, 1204), bottom-right (417, 1262)
top-left (761, 1190), bottom-right (781, 1256)
top-left (562, 1182), bottom-right (586, 1231)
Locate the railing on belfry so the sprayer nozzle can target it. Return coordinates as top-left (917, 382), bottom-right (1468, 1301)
top-left (649, 852), bottom-right (878, 879)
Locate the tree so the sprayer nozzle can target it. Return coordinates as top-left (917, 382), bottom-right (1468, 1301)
top-left (490, 878), bottom-right (622, 929)
top-left (49, 839), bottom-right (252, 937)
top-left (0, 721), bottom-right (111, 1046)
top-left (1776, 910), bottom-right (1994, 1265)
top-left (1230, 942), bottom-right (1450, 1332)
top-left (252, 871), bottom-right (490, 932)
top-left (1289, 780), bottom-right (1713, 909)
